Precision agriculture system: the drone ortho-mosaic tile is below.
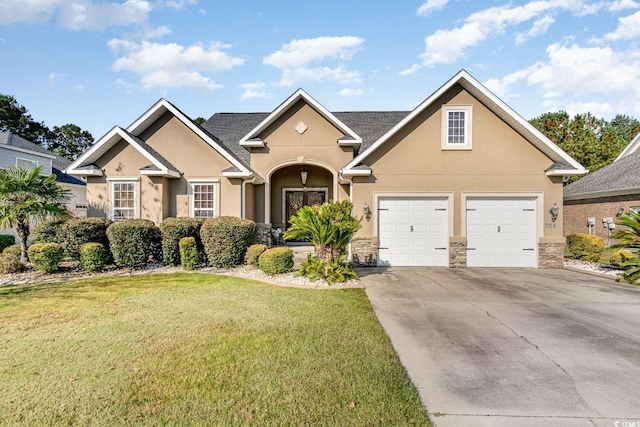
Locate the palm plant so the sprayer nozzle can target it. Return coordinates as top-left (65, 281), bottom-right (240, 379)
top-left (283, 200), bottom-right (362, 261)
top-left (613, 210), bottom-right (640, 285)
top-left (0, 166), bottom-right (70, 262)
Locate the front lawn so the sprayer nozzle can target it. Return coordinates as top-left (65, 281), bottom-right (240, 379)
top-left (0, 273), bottom-right (430, 426)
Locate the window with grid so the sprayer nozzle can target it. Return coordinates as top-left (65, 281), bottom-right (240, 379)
top-left (193, 184), bottom-right (216, 218)
top-left (112, 182), bottom-right (136, 221)
top-left (442, 105), bottom-right (472, 149)
top-left (447, 110), bottom-right (466, 144)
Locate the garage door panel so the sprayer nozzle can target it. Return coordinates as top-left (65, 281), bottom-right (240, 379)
top-left (378, 198), bottom-right (449, 267)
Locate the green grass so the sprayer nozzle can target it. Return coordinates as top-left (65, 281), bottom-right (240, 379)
top-left (0, 273), bottom-right (430, 426)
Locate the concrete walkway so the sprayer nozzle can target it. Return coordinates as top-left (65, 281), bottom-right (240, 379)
top-left (361, 267), bottom-right (640, 427)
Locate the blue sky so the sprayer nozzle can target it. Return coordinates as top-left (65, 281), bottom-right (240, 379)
top-left (1, 0), bottom-right (640, 140)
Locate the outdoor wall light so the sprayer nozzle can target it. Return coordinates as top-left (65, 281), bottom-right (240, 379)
top-left (363, 202), bottom-right (371, 221)
top-left (617, 207), bottom-right (625, 217)
top-left (301, 171), bottom-right (308, 186)
top-left (549, 203), bottom-right (559, 223)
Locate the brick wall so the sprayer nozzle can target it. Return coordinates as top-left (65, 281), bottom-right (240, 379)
top-left (564, 195), bottom-right (640, 240)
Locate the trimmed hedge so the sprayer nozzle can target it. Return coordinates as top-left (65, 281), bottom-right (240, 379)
top-left (0, 235), bottom-right (15, 253)
top-left (179, 237), bottom-right (199, 270)
top-left (0, 246), bottom-right (24, 274)
top-left (60, 218), bottom-right (112, 260)
top-left (32, 219), bottom-right (66, 244)
top-left (107, 219), bottom-right (162, 268)
top-left (258, 247), bottom-right (294, 275)
top-left (160, 217), bottom-right (204, 266)
top-left (245, 244), bottom-right (268, 267)
top-left (610, 249), bottom-right (634, 267)
top-left (201, 216), bottom-right (257, 268)
top-left (80, 243), bottom-right (107, 271)
top-left (566, 233), bottom-right (605, 262)
top-left (2, 245), bottom-right (21, 259)
top-left (28, 243), bottom-right (63, 273)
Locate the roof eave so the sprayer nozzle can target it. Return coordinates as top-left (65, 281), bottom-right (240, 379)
top-left (564, 187), bottom-right (640, 201)
top-left (140, 169), bottom-right (180, 178)
top-left (340, 168), bottom-right (372, 177)
top-left (546, 169), bottom-right (589, 177)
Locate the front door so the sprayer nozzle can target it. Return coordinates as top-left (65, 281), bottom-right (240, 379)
top-left (285, 190), bottom-right (326, 227)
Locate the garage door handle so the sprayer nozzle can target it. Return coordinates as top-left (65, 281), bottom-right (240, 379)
top-left (379, 247), bottom-right (389, 250)
top-left (435, 247), bottom-right (446, 250)
top-left (522, 248), bottom-right (535, 251)
top-left (467, 248), bottom-right (476, 250)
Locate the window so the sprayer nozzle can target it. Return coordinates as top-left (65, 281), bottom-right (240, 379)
top-left (442, 105), bottom-right (472, 150)
top-left (16, 158), bottom-right (39, 170)
top-left (112, 182), bottom-right (136, 221)
top-left (631, 206), bottom-right (640, 213)
top-left (192, 183), bottom-right (217, 218)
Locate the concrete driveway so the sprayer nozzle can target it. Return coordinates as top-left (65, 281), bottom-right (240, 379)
top-left (361, 268), bottom-right (640, 427)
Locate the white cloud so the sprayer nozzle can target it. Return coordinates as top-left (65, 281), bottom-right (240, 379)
top-left (483, 67), bottom-right (535, 98)
top-left (604, 10), bottom-right (640, 41)
top-left (566, 101), bottom-right (613, 117)
top-left (0, 0), bottom-right (60, 24)
top-left (402, 0), bottom-right (594, 74)
top-left (74, 84), bottom-right (85, 91)
top-left (609, 0), bottom-right (640, 11)
top-left (338, 88), bottom-right (366, 97)
top-left (515, 15), bottom-right (555, 44)
top-left (160, 0), bottom-right (197, 10)
top-left (109, 40), bottom-right (244, 91)
top-left (48, 71), bottom-right (65, 85)
top-left (417, 0), bottom-right (449, 16)
top-left (240, 83), bottom-right (270, 99)
top-left (264, 36), bottom-right (364, 86)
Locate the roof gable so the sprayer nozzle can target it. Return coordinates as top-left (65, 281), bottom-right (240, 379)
top-left (615, 130), bottom-right (640, 161)
top-left (238, 89), bottom-right (362, 148)
top-left (342, 70), bottom-right (587, 177)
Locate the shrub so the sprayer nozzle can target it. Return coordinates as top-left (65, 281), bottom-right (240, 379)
top-left (258, 247), bottom-right (294, 275)
top-left (610, 249), bottom-right (634, 267)
top-left (0, 235), bottom-right (15, 253)
top-left (32, 219), bottom-right (66, 244)
top-left (80, 243), bottom-right (107, 272)
top-left (621, 258), bottom-right (640, 285)
top-left (179, 237), bottom-right (199, 270)
top-left (566, 233), bottom-right (605, 262)
top-left (201, 216), bottom-right (257, 268)
top-left (245, 244), bottom-right (268, 267)
top-left (0, 253), bottom-right (25, 274)
top-left (297, 253), bottom-right (359, 285)
top-left (60, 218), bottom-right (112, 260)
top-left (27, 243), bottom-right (63, 273)
top-left (2, 245), bottom-right (22, 259)
top-left (160, 217), bottom-right (204, 266)
top-left (107, 219), bottom-right (162, 268)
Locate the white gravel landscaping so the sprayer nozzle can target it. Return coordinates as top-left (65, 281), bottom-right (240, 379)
top-left (563, 259), bottom-right (624, 277)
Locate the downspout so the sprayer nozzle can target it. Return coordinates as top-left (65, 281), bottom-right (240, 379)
top-left (241, 175), bottom-right (258, 219)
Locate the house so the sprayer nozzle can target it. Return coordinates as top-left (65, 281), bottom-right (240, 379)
top-left (563, 131), bottom-right (640, 241)
top-left (0, 131), bottom-right (87, 240)
top-left (66, 70), bottom-right (586, 268)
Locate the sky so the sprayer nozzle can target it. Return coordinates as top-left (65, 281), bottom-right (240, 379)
top-left (1, 0), bottom-right (640, 141)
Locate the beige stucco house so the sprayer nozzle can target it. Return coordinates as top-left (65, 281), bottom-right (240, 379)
top-left (67, 70), bottom-right (586, 268)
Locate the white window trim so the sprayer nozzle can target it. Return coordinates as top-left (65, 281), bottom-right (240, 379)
top-left (441, 105), bottom-right (472, 150)
top-left (188, 179), bottom-right (221, 219)
top-left (16, 157), bottom-right (39, 170)
top-left (109, 180), bottom-right (138, 221)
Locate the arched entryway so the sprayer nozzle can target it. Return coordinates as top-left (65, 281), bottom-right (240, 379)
top-left (269, 164), bottom-right (333, 229)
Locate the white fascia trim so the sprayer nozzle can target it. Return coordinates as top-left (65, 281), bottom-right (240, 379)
top-left (68, 169), bottom-right (103, 176)
top-left (564, 187), bottom-right (640, 201)
top-left (239, 139), bottom-right (265, 148)
top-left (615, 131), bottom-right (640, 161)
top-left (546, 169), bottom-right (589, 176)
top-left (5, 146), bottom-right (56, 159)
top-left (239, 88), bottom-right (362, 146)
top-left (340, 168), bottom-right (372, 177)
top-left (344, 70), bottom-right (584, 172)
top-left (126, 98), bottom-right (253, 176)
top-left (106, 177), bottom-right (140, 181)
top-left (140, 169), bottom-right (181, 178)
top-left (67, 125), bottom-right (121, 174)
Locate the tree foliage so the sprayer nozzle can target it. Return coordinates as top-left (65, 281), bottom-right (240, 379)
top-left (0, 94), bottom-right (94, 160)
top-left (530, 111), bottom-right (639, 179)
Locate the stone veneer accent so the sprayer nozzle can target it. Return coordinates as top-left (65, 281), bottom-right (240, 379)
top-left (449, 240), bottom-right (467, 268)
top-left (538, 242), bottom-right (565, 269)
top-left (351, 237), bottom-right (378, 267)
top-left (256, 224), bottom-right (273, 247)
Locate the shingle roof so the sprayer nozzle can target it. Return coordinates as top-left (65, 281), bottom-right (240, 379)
top-left (52, 168), bottom-right (85, 186)
top-left (564, 150), bottom-right (640, 199)
top-left (201, 111), bottom-right (409, 167)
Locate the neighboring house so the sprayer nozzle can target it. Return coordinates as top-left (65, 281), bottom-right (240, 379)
top-left (0, 131), bottom-right (87, 241)
top-left (564, 131), bottom-right (640, 241)
top-left (67, 70), bottom-right (586, 268)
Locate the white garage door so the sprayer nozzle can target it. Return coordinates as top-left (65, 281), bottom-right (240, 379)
top-left (378, 198), bottom-right (449, 267)
top-left (466, 198), bottom-right (537, 267)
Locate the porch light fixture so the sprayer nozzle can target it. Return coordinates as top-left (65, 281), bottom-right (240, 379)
top-left (301, 171), bottom-right (308, 186)
top-left (617, 207), bottom-right (625, 217)
top-left (363, 202), bottom-right (371, 221)
top-left (549, 203), bottom-right (559, 223)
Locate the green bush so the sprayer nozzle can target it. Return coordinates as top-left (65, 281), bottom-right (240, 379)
top-left (2, 245), bottom-right (22, 259)
top-left (60, 218), bottom-right (112, 260)
top-left (296, 253), bottom-right (358, 285)
top-left (160, 217), bottom-right (204, 266)
top-left (258, 247), bottom-right (294, 275)
top-left (0, 235), bottom-right (15, 253)
top-left (245, 244), bottom-right (268, 267)
top-left (610, 249), bottom-right (634, 267)
top-left (27, 243), bottom-right (63, 273)
top-left (32, 219), bottom-right (66, 244)
top-left (80, 243), bottom-right (107, 272)
top-left (0, 253), bottom-right (25, 274)
top-left (201, 216), bottom-right (257, 268)
top-left (620, 258), bottom-right (640, 285)
top-left (107, 219), bottom-right (162, 268)
top-left (179, 237), bottom-right (199, 270)
top-left (566, 233), bottom-right (605, 262)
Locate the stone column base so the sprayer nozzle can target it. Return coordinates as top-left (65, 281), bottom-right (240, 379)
top-left (449, 237), bottom-right (467, 268)
top-left (538, 242), bottom-right (565, 269)
top-left (256, 224), bottom-right (273, 247)
top-left (352, 237), bottom-right (378, 267)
